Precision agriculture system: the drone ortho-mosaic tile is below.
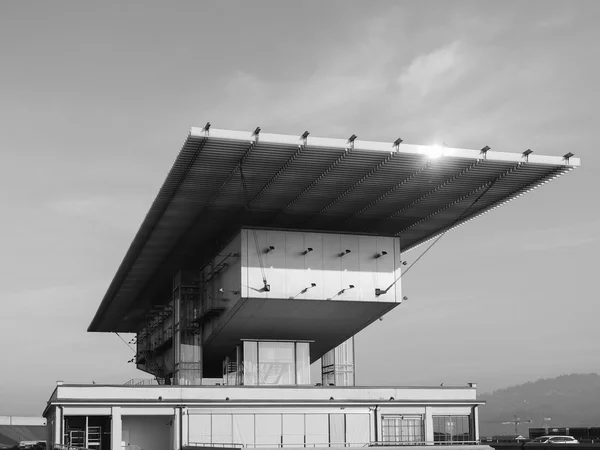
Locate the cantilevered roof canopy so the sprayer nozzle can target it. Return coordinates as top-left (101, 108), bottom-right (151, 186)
top-left (89, 126), bottom-right (580, 332)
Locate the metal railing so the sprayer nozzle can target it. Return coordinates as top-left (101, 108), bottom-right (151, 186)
top-left (188, 444), bottom-right (244, 449)
top-left (51, 444), bottom-right (92, 450)
top-left (187, 441), bottom-right (481, 448)
top-left (123, 378), bottom-right (160, 386)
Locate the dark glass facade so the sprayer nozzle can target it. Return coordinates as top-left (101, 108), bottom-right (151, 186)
top-left (433, 416), bottom-right (472, 443)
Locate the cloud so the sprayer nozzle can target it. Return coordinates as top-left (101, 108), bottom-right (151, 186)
top-left (46, 194), bottom-right (148, 232)
top-left (397, 41), bottom-right (466, 97)
top-left (211, 13), bottom-right (397, 131)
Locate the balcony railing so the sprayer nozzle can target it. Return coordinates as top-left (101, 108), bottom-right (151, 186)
top-left (52, 444), bottom-right (92, 450)
top-left (123, 378), bottom-right (160, 386)
top-left (187, 441), bottom-right (481, 448)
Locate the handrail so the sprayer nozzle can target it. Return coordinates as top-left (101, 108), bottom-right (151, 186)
top-left (187, 444), bottom-right (244, 448)
top-left (123, 378), bottom-right (160, 386)
top-left (190, 441), bottom-right (482, 448)
top-left (52, 444), bottom-right (92, 450)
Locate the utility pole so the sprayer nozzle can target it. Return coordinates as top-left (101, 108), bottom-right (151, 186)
top-left (501, 415), bottom-right (533, 435)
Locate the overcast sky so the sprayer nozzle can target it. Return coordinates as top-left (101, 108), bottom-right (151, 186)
top-left (1, 0), bottom-right (599, 416)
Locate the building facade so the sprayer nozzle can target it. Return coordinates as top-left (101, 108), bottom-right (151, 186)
top-left (43, 126), bottom-right (579, 450)
top-left (45, 383), bottom-right (481, 450)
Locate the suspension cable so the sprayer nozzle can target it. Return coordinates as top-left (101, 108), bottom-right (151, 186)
top-left (239, 164), bottom-right (269, 291)
top-left (114, 331), bottom-right (136, 353)
top-left (379, 179), bottom-right (498, 295)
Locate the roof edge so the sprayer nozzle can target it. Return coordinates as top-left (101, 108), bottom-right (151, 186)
top-left (190, 127), bottom-right (582, 168)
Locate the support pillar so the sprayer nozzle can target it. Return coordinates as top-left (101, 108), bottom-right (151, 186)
top-left (424, 406), bottom-right (434, 445)
top-left (181, 408), bottom-right (188, 448)
top-left (173, 408), bottom-right (181, 450)
top-left (111, 407), bottom-right (122, 450)
top-left (54, 406), bottom-right (63, 448)
top-left (473, 406), bottom-right (480, 442)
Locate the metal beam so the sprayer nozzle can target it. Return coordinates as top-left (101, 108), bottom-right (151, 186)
top-left (341, 160), bottom-right (434, 226)
top-left (401, 166), bottom-right (569, 253)
top-left (369, 160), bottom-right (483, 233)
top-left (303, 151), bottom-right (399, 226)
top-left (244, 144), bottom-right (307, 209)
top-left (272, 147), bottom-right (355, 220)
top-left (397, 162), bottom-right (522, 236)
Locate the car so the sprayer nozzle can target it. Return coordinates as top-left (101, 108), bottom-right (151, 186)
top-left (530, 436), bottom-right (580, 444)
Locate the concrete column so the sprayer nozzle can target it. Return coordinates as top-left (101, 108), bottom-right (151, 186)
top-left (173, 408), bottom-right (181, 450)
top-left (369, 408), bottom-right (377, 444)
top-left (424, 406), bottom-right (434, 445)
top-left (181, 408), bottom-right (188, 448)
top-left (473, 406), bottom-right (480, 442)
top-left (54, 407), bottom-right (63, 447)
top-left (111, 407), bottom-right (122, 450)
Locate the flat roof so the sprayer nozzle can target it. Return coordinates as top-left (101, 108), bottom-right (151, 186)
top-left (89, 126), bottom-right (580, 332)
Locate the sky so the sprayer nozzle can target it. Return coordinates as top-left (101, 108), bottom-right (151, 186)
top-left (0, 0), bottom-right (599, 416)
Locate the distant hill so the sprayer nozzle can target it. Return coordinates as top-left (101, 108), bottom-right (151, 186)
top-left (478, 373), bottom-right (600, 436)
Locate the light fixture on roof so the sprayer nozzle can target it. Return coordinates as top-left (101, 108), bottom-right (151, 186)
top-left (480, 145), bottom-right (490, 159)
top-left (563, 152), bottom-right (575, 163)
top-left (203, 122), bottom-right (211, 133)
top-left (301, 131), bottom-right (310, 140)
top-left (393, 137), bottom-right (403, 149)
top-left (348, 134), bottom-right (357, 149)
top-left (522, 149), bottom-right (533, 161)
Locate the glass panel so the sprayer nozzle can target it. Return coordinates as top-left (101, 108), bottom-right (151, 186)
top-left (382, 416), bottom-right (423, 445)
top-left (243, 341), bottom-right (258, 386)
top-left (224, 347), bottom-right (239, 386)
top-left (433, 416), bottom-right (471, 443)
top-left (188, 415), bottom-right (211, 445)
top-left (296, 342), bottom-right (310, 385)
top-left (306, 414), bottom-right (329, 446)
top-left (212, 415), bottom-right (232, 444)
top-left (233, 415), bottom-right (254, 447)
top-left (258, 342), bottom-right (295, 385)
top-left (346, 414), bottom-right (370, 445)
top-left (282, 414), bottom-right (305, 445)
top-left (255, 414), bottom-right (282, 446)
top-left (321, 338), bottom-right (355, 386)
top-left (329, 414), bottom-right (346, 446)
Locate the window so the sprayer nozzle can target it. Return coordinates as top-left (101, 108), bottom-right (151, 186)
top-left (433, 416), bottom-right (472, 444)
top-left (242, 341), bottom-right (310, 386)
top-left (382, 416), bottom-right (424, 445)
top-left (258, 342), bottom-right (295, 385)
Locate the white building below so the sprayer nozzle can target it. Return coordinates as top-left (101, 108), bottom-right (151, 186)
top-left (44, 383), bottom-right (483, 450)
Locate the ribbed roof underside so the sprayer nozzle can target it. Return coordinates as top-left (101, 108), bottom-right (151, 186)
top-left (89, 127), bottom-right (579, 332)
